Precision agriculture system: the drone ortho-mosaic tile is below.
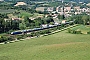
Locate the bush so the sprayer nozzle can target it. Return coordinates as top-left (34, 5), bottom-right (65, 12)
top-left (61, 24), bottom-right (65, 27)
top-left (71, 30), bottom-right (81, 34)
top-left (7, 36), bottom-right (14, 41)
top-left (87, 31), bottom-right (90, 34)
top-left (57, 26), bottom-right (61, 30)
top-left (53, 27), bottom-right (58, 31)
top-left (16, 35), bottom-right (23, 40)
top-left (16, 35), bottom-right (26, 40)
top-left (75, 30), bottom-right (81, 34)
top-left (68, 28), bottom-right (71, 33)
top-left (0, 36), bottom-right (8, 43)
top-left (31, 32), bottom-right (36, 37)
top-left (72, 30), bottom-right (76, 34)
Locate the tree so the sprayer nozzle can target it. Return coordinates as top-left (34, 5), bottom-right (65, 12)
top-left (46, 17), bottom-right (54, 24)
top-left (24, 16), bottom-right (32, 27)
top-left (4, 20), bottom-right (11, 32)
top-left (88, 16), bottom-right (90, 25)
top-left (11, 20), bottom-right (19, 30)
top-left (57, 14), bottom-right (61, 19)
top-left (82, 15), bottom-right (88, 25)
top-left (0, 18), bottom-right (5, 33)
top-left (19, 20), bottom-right (26, 30)
top-left (57, 14), bottom-right (65, 20)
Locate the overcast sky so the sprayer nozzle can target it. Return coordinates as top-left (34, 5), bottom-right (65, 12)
top-left (0, 0), bottom-right (4, 1)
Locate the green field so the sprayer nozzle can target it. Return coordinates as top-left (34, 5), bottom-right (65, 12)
top-left (71, 25), bottom-right (90, 34)
top-left (16, 11), bottom-right (44, 18)
top-left (0, 9), bottom-right (15, 14)
top-left (0, 30), bottom-right (90, 60)
top-left (19, 11), bottom-right (33, 17)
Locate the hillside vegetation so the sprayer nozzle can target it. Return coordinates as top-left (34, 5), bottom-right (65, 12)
top-left (0, 30), bottom-right (90, 60)
top-left (68, 25), bottom-right (90, 34)
top-left (5, 0), bottom-right (90, 2)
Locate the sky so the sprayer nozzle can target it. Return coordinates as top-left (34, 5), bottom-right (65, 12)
top-left (0, 0), bottom-right (4, 1)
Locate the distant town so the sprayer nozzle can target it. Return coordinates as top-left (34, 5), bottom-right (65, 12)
top-left (0, 0), bottom-right (90, 43)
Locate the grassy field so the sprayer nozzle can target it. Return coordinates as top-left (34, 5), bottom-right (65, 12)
top-left (0, 9), bottom-right (15, 14)
top-left (71, 25), bottom-right (90, 34)
top-left (19, 11), bottom-right (33, 17)
top-left (0, 29), bottom-right (90, 60)
top-left (16, 11), bottom-right (44, 18)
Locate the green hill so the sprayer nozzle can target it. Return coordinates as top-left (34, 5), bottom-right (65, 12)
top-left (0, 29), bottom-right (90, 60)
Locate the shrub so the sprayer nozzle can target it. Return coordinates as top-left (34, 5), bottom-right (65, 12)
top-left (57, 26), bottom-right (61, 30)
top-left (7, 36), bottom-right (14, 41)
top-left (61, 24), bottom-right (64, 27)
top-left (31, 32), bottom-right (36, 37)
top-left (72, 30), bottom-right (76, 34)
top-left (16, 35), bottom-right (23, 40)
top-left (16, 35), bottom-right (26, 40)
top-left (68, 28), bottom-right (71, 33)
top-left (0, 36), bottom-right (8, 43)
top-left (75, 30), bottom-right (81, 34)
top-left (87, 31), bottom-right (90, 34)
top-left (71, 30), bottom-right (81, 34)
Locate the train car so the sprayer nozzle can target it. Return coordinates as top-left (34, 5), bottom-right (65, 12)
top-left (22, 30), bottom-right (27, 33)
top-left (32, 28), bottom-right (43, 31)
top-left (65, 22), bottom-right (70, 24)
top-left (27, 29), bottom-right (33, 32)
top-left (11, 31), bottom-right (22, 35)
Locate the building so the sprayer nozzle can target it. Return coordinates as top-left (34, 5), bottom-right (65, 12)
top-left (47, 7), bottom-right (54, 12)
top-left (64, 7), bottom-right (71, 12)
top-left (62, 20), bottom-right (66, 24)
top-left (41, 24), bottom-right (49, 28)
top-left (14, 2), bottom-right (27, 6)
top-left (36, 7), bottom-right (46, 12)
top-left (56, 6), bottom-right (61, 12)
top-left (74, 6), bottom-right (80, 11)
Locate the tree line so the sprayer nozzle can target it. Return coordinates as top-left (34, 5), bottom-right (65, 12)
top-left (0, 13), bottom-right (54, 33)
top-left (69, 15), bottom-right (90, 25)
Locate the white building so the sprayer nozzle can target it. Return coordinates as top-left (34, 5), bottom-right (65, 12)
top-left (47, 7), bottom-right (54, 12)
top-left (14, 2), bottom-right (27, 6)
top-left (36, 7), bottom-right (46, 12)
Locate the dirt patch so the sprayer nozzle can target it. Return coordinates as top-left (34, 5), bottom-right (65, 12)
top-left (45, 42), bottom-right (84, 49)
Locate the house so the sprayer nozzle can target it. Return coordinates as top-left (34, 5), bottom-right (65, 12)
top-left (47, 7), bottom-right (53, 12)
top-left (11, 18), bottom-right (21, 22)
top-left (64, 7), bottom-right (71, 12)
top-left (29, 17), bottom-right (36, 20)
top-left (62, 20), bottom-right (66, 24)
top-left (74, 6), bottom-right (80, 11)
top-left (56, 6), bottom-right (61, 12)
top-left (36, 7), bottom-right (46, 12)
top-left (14, 2), bottom-right (27, 6)
top-left (41, 24), bottom-right (49, 28)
